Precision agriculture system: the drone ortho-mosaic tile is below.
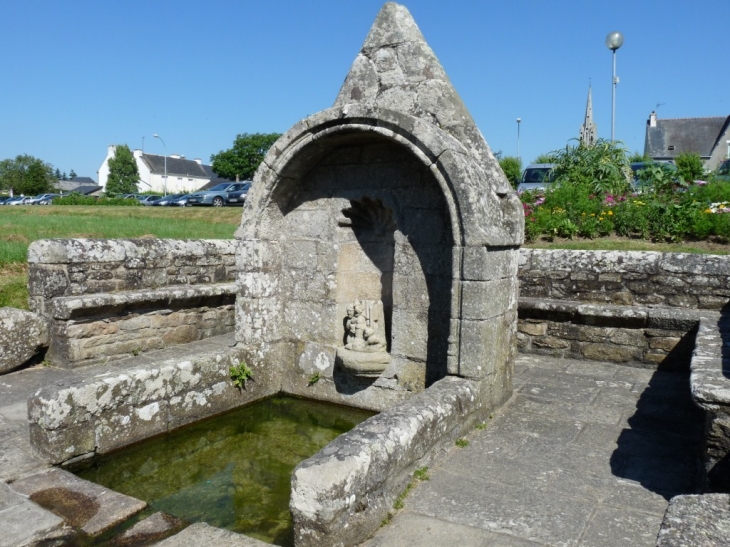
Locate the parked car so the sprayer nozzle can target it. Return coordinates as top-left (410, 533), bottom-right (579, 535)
top-left (152, 193), bottom-right (187, 206)
top-left (122, 193), bottom-right (144, 200)
top-left (171, 194), bottom-right (192, 206)
top-left (187, 182), bottom-right (251, 207)
top-left (716, 159), bottom-right (730, 182)
top-left (37, 193), bottom-right (61, 205)
top-left (26, 193), bottom-right (60, 205)
top-left (137, 195), bottom-right (163, 206)
top-left (517, 164), bottom-right (556, 192)
top-left (4, 196), bottom-right (29, 205)
top-left (225, 182), bottom-right (252, 206)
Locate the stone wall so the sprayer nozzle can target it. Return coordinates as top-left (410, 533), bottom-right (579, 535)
top-left (519, 249), bottom-right (730, 310)
top-left (27, 239), bottom-right (238, 367)
top-left (28, 335), bottom-right (278, 464)
top-left (517, 299), bottom-right (699, 368)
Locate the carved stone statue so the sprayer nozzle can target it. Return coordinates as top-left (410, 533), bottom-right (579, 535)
top-left (337, 299), bottom-right (389, 377)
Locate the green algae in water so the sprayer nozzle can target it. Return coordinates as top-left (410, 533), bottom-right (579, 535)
top-left (72, 396), bottom-right (374, 546)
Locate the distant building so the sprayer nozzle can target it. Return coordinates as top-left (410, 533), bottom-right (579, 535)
top-left (579, 86), bottom-right (597, 146)
top-left (56, 176), bottom-right (97, 193)
top-left (644, 111), bottom-right (730, 170)
top-left (98, 146), bottom-right (227, 193)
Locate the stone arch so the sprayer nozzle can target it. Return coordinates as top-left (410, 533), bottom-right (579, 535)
top-left (236, 108), bottom-right (521, 410)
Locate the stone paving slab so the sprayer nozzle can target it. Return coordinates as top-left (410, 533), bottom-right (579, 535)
top-left (153, 522), bottom-right (270, 546)
top-left (10, 467), bottom-right (147, 537)
top-left (364, 354), bottom-right (705, 547)
top-left (361, 512), bottom-right (546, 546)
top-left (0, 497), bottom-right (65, 547)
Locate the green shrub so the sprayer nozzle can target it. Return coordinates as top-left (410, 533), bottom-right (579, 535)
top-left (675, 152), bottom-right (705, 182)
top-left (53, 195), bottom-right (141, 206)
top-left (551, 139), bottom-right (632, 196)
top-left (499, 156), bottom-right (522, 188)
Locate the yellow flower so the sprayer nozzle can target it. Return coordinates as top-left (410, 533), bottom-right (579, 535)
top-left (608, 210), bottom-right (613, 216)
top-left (581, 212), bottom-right (586, 216)
top-left (590, 213), bottom-right (595, 217)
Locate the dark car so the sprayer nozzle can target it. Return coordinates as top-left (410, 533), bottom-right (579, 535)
top-left (187, 182), bottom-right (251, 207)
top-left (225, 182), bottom-right (252, 206)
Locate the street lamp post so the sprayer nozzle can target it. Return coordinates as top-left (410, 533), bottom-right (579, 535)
top-left (605, 31), bottom-right (624, 141)
top-left (153, 134), bottom-right (167, 195)
top-left (516, 118), bottom-right (521, 160)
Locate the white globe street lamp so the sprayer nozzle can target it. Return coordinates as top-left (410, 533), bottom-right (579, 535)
top-left (153, 134), bottom-right (167, 195)
top-left (605, 31), bottom-right (624, 141)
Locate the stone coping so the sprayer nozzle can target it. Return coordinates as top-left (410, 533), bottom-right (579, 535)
top-left (656, 494), bottom-right (730, 547)
top-left (49, 282), bottom-right (237, 320)
top-left (28, 334), bottom-right (279, 464)
top-left (690, 315), bottom-right (730, 412)
top-left (290, 375), bottom-right (489, 547)
top-left (519, 297), bottom-right (703, 331)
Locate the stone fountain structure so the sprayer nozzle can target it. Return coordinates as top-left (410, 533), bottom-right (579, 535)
top-left (236, 2), bottom-right (524, 412)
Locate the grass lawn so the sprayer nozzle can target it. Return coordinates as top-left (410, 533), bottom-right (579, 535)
top-left (0, 206), bottom-right (242, 309)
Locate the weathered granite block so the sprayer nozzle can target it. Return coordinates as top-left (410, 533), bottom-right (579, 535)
top-left (0, 308), bottom-right (50, 374)
top-left (656, 494), bottom-right (730, 547)
top-left (290, 376), bottom-right (490, 547)
top-left (28, 338), bottom-right (274, 464)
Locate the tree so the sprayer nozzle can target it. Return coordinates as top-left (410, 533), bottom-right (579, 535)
top-left (106, 144), bottom-right (140, 195)
top-left (69, 169), bottom-right (77, 180)
top-left (499, 156), bottom-right (522, 188)
top-left (0, 154), bottom-right (56, 195)
top-left (210, 132), bottom-right (281, 181)
top-left (54, 168), bottom-right (62, 180)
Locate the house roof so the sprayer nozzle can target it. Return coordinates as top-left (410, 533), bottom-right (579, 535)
top-left (140, 153), bottom-right (210, 178)
top-left (70, 176), bottom-right (96, 184)
top-left (645, 116), bottom-right (730, 158)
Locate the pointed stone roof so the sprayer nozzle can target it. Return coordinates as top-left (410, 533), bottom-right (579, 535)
top-left (334, 2), bottom-right (508, 193)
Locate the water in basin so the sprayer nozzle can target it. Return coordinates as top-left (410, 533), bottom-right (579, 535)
top-left (72, 395), bottom-right (374, 545)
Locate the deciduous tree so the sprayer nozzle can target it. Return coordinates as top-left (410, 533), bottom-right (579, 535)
top-left (0, 154), bottom-right (56, 195)
top-left (210, 133), bottom-right (281, 181)
top-left (106, 145), bottom-right (140, 195)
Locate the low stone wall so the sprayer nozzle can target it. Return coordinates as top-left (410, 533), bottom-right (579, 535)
top-left (519, 249), bottom-right (730, 310)
top-left (290, 375), bottom-right (490, 547)
top-left (28, 335), bottom-right (278, 464)
top-left (27, 239), bottom-right (238, 367)
top-left (689, 313), bottom-right (730, 492)
top-left (517, 298), bottom-right (700, 368)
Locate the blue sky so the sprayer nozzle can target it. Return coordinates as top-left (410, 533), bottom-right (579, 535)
top-left (2, 0), bottom-right (728, 180)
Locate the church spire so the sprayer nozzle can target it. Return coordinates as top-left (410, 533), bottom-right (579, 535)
top-left (580, 84), bottom-right (597, 146)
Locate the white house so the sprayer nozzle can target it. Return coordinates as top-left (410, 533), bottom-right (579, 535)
top-left (98, 145), bottom-right (223, 193)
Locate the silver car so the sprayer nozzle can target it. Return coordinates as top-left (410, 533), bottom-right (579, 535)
top-left (187, 182), bottom-right (251, 207)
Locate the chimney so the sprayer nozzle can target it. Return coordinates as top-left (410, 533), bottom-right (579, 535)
top-left (108, 144), bottom-right (116, 157)
top-left (649, 111), bottom-right (657, 127)
top-left (170, 154), bottom-right (181, 159)
top-left (133, 149), bottom-right (143, 158)
top-left (194, 158), bottom-right (202, 165)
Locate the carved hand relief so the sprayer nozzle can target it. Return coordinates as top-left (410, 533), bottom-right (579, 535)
top-left (337, 299), bottom-right (390, 377)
